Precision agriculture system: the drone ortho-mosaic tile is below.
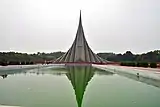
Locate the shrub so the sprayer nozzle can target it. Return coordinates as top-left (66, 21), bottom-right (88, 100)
top-left (150, 62), bottom-right (157, 68)
top-left (21, 61), bottom-right (26, 65)
top-left (25, 62), bottom-right (30, 65)
top-left (120, 62), bottom-right (125, 66)
top-left (30, 62), bottom-right (34, 65)
top-left (120, 62), bottom-right (136, 67)
top-left (137, 62), bottom-right (148, 67)
top-left (8, 61), bottom-right (20, 65)
top-left (0, 62), bottom-right (8, 66)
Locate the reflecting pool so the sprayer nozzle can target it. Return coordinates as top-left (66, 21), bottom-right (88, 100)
top-left (0, 65), bottom-right (160, 107)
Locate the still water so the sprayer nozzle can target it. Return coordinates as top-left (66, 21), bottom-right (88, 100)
top-left (0, 65), bottom-right (160, 107)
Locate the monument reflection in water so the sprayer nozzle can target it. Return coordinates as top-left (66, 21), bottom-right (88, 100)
top-left (0, 65), bottom-right (113, 107)
top-left (1, 65), bottom-right (160, 107)
top-left (65, 65), bottom-right (113, 107)
top-left (66, 65), bottom-right (94, 107)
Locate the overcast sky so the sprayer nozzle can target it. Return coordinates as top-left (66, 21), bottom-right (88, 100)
top-left (0, 0), bottom-right (159, 54)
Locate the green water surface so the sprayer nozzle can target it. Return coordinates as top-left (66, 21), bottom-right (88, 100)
top-left (0, 65), bottom-right (160, 107)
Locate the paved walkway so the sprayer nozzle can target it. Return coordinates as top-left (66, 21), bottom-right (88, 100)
top-left (0, 64), bottom-right (55, 71)
top-left (93, 64), bottom-right (160, 80)
top-left (0, 105), bottom-right (20, 107)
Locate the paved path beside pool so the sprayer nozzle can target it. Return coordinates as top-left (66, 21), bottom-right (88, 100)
top-left (0, 64), bottom-right (55, 71)
top-left (93, 64), bottom-right (160, 80)
top-left (0, 105), bottom-right (20, 107)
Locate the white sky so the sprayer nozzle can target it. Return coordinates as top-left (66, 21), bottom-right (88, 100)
top-left (0, 0), bottom-right (159, 54)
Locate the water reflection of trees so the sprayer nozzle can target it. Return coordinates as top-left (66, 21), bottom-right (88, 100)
top-left (0, 69), bottom-right (27, 79)
top-left (0, 66), bottom-right (67, 78)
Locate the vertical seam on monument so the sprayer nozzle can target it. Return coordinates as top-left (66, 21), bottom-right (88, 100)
top-left (63, 49), bottom-right (70, 62)
top-left (88, 48), bottom-right (92, 62)
top-left (84, 40), bottom-right (87, 62)
top-left (73, 29), bottom-right (78, 62)
top-left (82, 27), bottom-right (87, 62)
top-left (71, 42), bottom-right (76, 62)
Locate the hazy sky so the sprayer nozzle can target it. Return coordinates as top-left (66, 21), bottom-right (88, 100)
top-left (0, 0), bottom-right (159, 54)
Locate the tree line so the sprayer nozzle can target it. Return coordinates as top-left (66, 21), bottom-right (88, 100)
top-left (97, 50), bottom-right (160, 68)
top-left (97, 50), bottom-right (160, 62)
top-left (0, 50), bottom-right (160, 66)
top-left (0, 51), bottom-right (64, 66)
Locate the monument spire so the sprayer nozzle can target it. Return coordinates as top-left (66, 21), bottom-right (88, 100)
top-left (55, 11), bottom-right (107, 64)
top-left (79, 10), bottom-right (82, 25)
